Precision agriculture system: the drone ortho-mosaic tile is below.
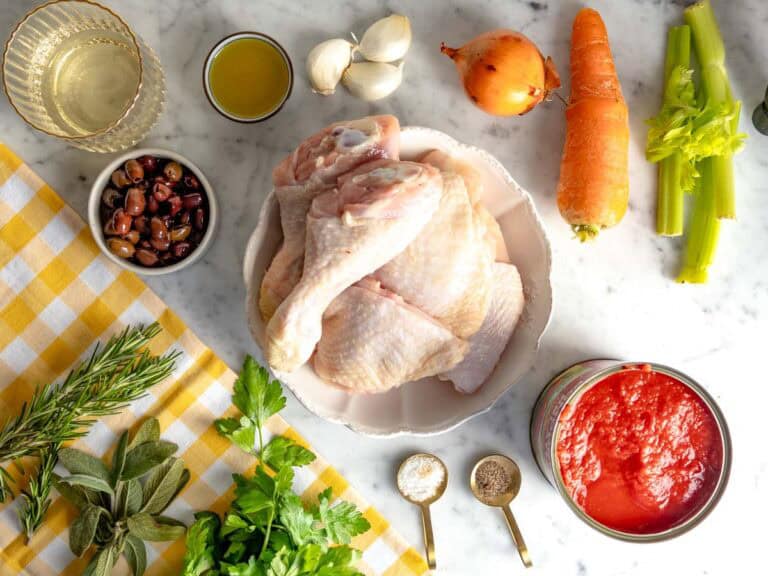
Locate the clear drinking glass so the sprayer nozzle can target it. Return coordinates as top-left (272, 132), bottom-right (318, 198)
top-left (2, 0), bottom-right (165, 153)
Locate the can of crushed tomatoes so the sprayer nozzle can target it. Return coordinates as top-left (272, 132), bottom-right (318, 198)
top-left (530, 359), bottom-right (732, 542)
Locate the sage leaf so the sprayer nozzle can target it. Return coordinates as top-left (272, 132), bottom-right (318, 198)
top-left (111, 431), bottom-right (129, 485)
top-left (170, 468), bottom-right (191, 504)
top-left (126, 478), bottom-right (143, 515)
top-left (59, 474), bottom-right (114, 496)
top-left (124, 533), bottom-right (147, 576)
top-left (122, 440), bottom-right (177, 480)
top-left (84, 543), bottom-right (117, 576)
top-left (58, 448), bottom-right (110, 483)
top-left (54, 478), bottom-right (99, 510)
top-left (114, 479), bottom-right (143, 518)
top-left (127, 512), bottom-right (186, 541)
top-left (129, 418), bottom-right (161, 449)
top-left (141, 458), bottom-right (185, 514)
top-left (69, 504), bottom-right (104, 556)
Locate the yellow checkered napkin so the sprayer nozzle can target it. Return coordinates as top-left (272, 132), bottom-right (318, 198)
top-left (0, 143), bottom-right (427, 576)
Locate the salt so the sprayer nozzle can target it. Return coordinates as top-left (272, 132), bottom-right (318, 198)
top-left (397, 454), bottom-right (446, 503)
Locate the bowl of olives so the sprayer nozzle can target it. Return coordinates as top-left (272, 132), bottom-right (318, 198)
top-left (88, 149), bottom-right (217, 275)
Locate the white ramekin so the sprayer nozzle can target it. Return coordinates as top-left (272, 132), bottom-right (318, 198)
top-left (88, 148), bottom-right (217, 276)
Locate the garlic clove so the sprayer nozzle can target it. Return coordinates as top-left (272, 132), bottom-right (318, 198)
top-left (358, 14), bottom-right (412, 63)
top-left (306, 38), bottom-right (355, 95)
top-left (342, 61), bottom-right (404, 101)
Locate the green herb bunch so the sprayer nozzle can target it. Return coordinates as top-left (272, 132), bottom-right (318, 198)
top-left (0, 323), bottom-right (179, 540)
top-left (182, 356), bottom-right (370, 576)
top-left (55, 418), bottom-right (189, 576)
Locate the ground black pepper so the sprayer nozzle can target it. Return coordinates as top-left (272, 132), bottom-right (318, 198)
top-left (475, 460), bottom-right (511, 498)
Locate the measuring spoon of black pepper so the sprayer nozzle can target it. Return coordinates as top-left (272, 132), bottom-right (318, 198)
top-left (470, 454), bottom-right (532, 568)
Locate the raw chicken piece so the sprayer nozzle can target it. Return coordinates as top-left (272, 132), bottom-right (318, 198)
top-left (265, 160), bottom-right (443, 372)
top-left (421, 149), bottom-right (509, 262)
top-left (375, 172), bottom-right (493, 338)
top-left (315, 278), bottom-right (468, 393)
top-left (441, 262), bottom-right (525, 394)
top-left (260, 115), bottom-right (400, 320)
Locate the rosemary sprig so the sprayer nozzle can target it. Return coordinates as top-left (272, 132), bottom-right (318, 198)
top-left (18, 443), bottom-right (59, 541)
top-left (0, 323), bottom-right (179, 539)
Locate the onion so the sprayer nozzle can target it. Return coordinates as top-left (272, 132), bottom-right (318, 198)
top-left (441, 29), bottom-right (560, 116)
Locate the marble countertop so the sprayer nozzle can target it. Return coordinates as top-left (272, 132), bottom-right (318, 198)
top-left (2, 0), bottom-right (766, 574)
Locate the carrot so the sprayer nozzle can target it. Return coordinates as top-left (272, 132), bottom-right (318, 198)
top-left (556, 8), bottom-right (629, 241)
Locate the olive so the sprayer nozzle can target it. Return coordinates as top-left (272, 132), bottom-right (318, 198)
top-left (160, 250), bottom-right (175, 264)
top-left (124, 159), bottom-right (145, 183)
top-left (152, 182), bottom-right (173, 202)
top-left (113, 209), bottom-right (132, 236)
top-left (193, 208), bottom-right (206, 231)
top-left (137, 155), bottom-right (158, 173)
top-left (177, 210), bottom-right (191, 225)
top-left (107, 238), bottom-right (135, 259)
top-left (103, 218), bottom-right (118, 236)
top-left (134, 215), bottom-right (149, 235)
top-left (139, 239), bottom-right (152, 250)
top-left (124, 229), bottom-right (140, 244)
top-left (163, 161), bottom-right (183, 182)
top-left (172, 242), bottom-right (191, 259)
top-left (101, 187), bottom-right (122, 209)
top-left (182, 193), bottom-right (203, 210)
top-left (183, 174), bottom-right (200, 189)
top-left (167, 195), bottom-right (183, 216)
top-left (124, 187), bottom-right (146, 216)
top-left (147, 195), bottom-right (159, 214)
top-left (111, 169), bottom-right (131, 188)
top-left (135, 249), bottom-right (159, 267)
top-left (150, 217), bottom-right (170, 251)
top-left (170, 225), bottom-right (191, 242)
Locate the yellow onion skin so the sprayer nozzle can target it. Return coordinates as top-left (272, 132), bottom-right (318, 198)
top-left (441, 29), bottom-right (560, 116)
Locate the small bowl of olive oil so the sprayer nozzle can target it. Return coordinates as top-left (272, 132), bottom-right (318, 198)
top-left (203, 32), bottom-right (293, 123)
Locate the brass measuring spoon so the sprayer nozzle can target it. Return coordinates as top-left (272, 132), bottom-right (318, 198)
top-left (396, 453), bottom-right (448, 571)
top-left (470, 454), bottom-right (532, 568)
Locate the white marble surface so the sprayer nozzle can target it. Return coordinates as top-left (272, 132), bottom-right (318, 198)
top-left (2, 0), bottom-right (767, 574)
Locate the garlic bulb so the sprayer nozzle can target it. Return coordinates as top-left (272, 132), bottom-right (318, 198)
top-left (306, 38), bottom-right (355, 95)
top-left (342, 61), bottom-right (404, 101)
top-left (358, 14), bottom-right (412, 63)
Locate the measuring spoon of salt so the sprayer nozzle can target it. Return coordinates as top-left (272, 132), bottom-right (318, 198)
top-left (397, 453), bottom-right (447, 570)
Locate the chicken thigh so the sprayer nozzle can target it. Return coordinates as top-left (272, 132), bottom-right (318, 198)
top-left (440, 262), bottom-right (525, 394)
top-left (265, 160), bottom-right (443, 372)
top-left (375, 171), bottom-right (493, 338)
top-left (260, 115), bottom-right (400, 320)
top-left (315, 278), bottom-right (468, 393)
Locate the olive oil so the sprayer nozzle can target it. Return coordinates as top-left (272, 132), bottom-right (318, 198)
top-left (40, 30), bottom-right (141, 135)
top-left (207, 37), bottom-right (291, 120)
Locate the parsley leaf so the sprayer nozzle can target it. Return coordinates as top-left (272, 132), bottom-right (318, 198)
top-left (181, 511), bottom-right (221, 576)
top-left (233, 356), bottom-right (285, 429)
top-left (278, 494), bottom-right (316, 547)
top-left (315, 545), bottom-right (364, 576)
top-left (233, 471), bottom-right (275, 517)
top-left (262, 437), bottom-right (315, 471)
top-left (215, 416), bottom-right (256, 454)
top-left (312, 488), bottom-right (370, 545)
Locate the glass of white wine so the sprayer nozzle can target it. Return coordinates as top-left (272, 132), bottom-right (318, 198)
top-left (2, 0), bottom-right (165, 153)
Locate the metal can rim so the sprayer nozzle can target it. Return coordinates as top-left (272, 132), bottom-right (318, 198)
top-left (544, 361), bottom-right (732, 543)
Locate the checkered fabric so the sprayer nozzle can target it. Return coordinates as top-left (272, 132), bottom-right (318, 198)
top-left (0, 144), bottom-right (427, 576)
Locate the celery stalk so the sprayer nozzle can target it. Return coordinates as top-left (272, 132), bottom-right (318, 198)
top-left (685, 0), bottom-right (738, 219)
top-left (656, 26), bottom-right (691, 236)
top-left (678, 158), bottom-right (720, 283)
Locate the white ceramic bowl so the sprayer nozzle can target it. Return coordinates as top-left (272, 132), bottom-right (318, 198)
top-left (243, 127), bottom-right (552, 436)
top-left (88, 148), bottom-right (217, 276)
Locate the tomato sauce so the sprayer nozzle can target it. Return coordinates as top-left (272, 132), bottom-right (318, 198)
top-left (556, 366), bottom-right (723, 534)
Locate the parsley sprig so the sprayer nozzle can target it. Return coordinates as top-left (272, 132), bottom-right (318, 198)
top-left (182, 356), bottom-right (370, 576)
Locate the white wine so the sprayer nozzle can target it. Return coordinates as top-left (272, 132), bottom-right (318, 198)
top-left (40, 29), bottom-right (140, 136)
